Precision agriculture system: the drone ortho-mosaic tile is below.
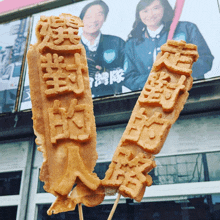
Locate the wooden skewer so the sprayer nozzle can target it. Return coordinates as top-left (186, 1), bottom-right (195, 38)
top-left (107, 193), bottom-right (121, 220)
top-left (78, 203), bottom-right (84, 220)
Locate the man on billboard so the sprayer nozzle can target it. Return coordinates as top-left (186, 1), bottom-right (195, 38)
top-left (123, 0), bottom-right (214, 91)
top-left (80, 0), bottom-right (125, 98)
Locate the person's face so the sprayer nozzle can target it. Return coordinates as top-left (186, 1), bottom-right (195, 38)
top-left (139, 0), bottom-right (164, 31)
top-left (82, 4), bottom-right (105, 35)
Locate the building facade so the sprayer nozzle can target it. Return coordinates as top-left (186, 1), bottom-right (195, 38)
top-left (0, 0), bottom-right (220, 219)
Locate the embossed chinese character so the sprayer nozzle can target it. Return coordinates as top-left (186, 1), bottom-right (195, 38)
top-left (48, 99), bottom-right (91, 144)
top-left (152, 40), bottom-right (199, 76)
top-left (103, 147), bottom-right (155, 199)
top-left (66, 99), bottom-right (91, 142)
top-left (36, 14), bottom-right (83, 51)
top-left (41, 53), bottom-right (85, 96)
top-left (51, 27), bottom-right (81, 45)
top-left (139, 72), bottom-right (186, 112)
top-left (53, 146), bottom-right (100, 196)
top-left (37, 16), bottom-right (50, 38)
top-left (48, 100), bottom-right (69, 144)
top-left (122, 108), bottom-right (171, 154)
top-left (153, 52), bottom-right (193, 76)
top-left (50, 16), bottom-right (65, 28)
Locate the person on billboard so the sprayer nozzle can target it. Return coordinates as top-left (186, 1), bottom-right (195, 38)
top-left (79, 0), bottom-right (125, 98)
top-left (123, 0), bottom-right (214, 91)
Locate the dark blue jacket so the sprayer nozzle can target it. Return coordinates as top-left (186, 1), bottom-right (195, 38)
top-left (81, 34), bottom-right (125, 98)
top-left (124, 21), bottom-right (214, 91)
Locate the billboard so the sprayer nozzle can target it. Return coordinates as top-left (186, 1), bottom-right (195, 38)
top-left (20, 0), bottom-right (220, 110)
top-left (0, 17), bottom-right (29, 113)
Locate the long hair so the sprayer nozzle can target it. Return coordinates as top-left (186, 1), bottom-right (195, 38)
top-left (128, 0), bottom-right (174, 42)
top-left (79, 0), bottom-right (109, 21)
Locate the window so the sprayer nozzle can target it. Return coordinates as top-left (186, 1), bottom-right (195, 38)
top-left (0, 206), bottom-right (17, 220)
top-left (0, 139), bottom-right (34, 220)
top-left (0, 171), bottom-right (22, 196)
top-left (36, 194), bottom-right (220, 220)
top-left (154, 152), bottom-right (220, 185)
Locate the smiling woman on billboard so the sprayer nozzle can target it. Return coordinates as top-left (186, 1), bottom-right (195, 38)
top-left (123, 0), bottom-right (214, 91)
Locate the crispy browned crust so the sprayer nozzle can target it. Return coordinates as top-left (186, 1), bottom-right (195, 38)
top-left (102, 40), bottom-right (199, 201)
top-left (28, 14), bottom-right (199, 213)
top-left (27, 14), bottom-right (103, 215)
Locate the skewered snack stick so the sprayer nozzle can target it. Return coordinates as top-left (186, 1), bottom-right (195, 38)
top-left (102, 40), bottom-right (199, 201)
top-left (27, 14), bottom-right (104, 215)
top-left (107, 193), bottom-right (121, 220)
top-left (78, 203), bottom-right (84, 220)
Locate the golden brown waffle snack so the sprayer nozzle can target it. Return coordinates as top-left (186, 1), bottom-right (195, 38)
top-left (27, 14), bottom-right (104, 215)
top-left (102, 40), bottom-right (199, 201)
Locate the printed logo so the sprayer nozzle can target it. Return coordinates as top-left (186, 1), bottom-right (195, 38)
top-left (110, 68), bottom-right (124, 84)
top-left (94, 72), bottom-right (109, 87)
top-left (103, 49), bottom-right (116, 64)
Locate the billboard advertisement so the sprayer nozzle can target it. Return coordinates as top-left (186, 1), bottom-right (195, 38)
top-left (0, 17), bottom-right (29, 113)
top-left (20, 0), bottom-right (220, 110)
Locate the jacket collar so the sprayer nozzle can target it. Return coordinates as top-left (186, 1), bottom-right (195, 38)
top-left (81, 32), bottom-right (101, 51)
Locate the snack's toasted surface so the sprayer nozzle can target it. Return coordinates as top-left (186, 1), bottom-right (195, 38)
top-left (27, 14), bottom-right (103, 215)
top-left (28, 16), bottom-right (199, 214)
top-left (102, 40), bottom-right (199, 201)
